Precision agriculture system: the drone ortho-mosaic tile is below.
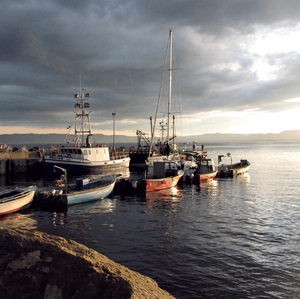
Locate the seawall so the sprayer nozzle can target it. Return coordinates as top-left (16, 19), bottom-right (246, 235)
top-left (0, 150), bottom-right (44, 175)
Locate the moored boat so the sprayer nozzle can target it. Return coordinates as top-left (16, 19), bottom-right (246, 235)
top-left (44, 89), bottom-right (130, 173)
top-left (217, 154), bottom-right (251, 177)
top-left (129, 128), bottom-right (165, 168)
top-left (178, 152), bottom-right (198, 183)
top-left (138, 30), bottom-right (179, 168)
top-left (142, 161), bottom-right (184, 192)
top-left (0, 185), bottom-right (37, 216)
top-left (192, 151), bottom-right (218, 184)
top-left (36, 187), bottom-right (63, 208)
top-left (61, 175), bottom-right (116, 206)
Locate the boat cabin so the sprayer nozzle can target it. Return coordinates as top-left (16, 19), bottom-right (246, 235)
top-left (198, 158), bottom-right (216, 174)
top-left (153, 161), bottom-right (179, 179)
top-left (58, 146), bottom-right (110, 162)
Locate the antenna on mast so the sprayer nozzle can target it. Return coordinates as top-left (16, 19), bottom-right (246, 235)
top-left (79, 74), bottom-right (81, 96)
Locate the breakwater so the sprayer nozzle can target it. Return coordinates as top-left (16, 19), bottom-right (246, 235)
top-left (0, 149), bottom-right (44, 175)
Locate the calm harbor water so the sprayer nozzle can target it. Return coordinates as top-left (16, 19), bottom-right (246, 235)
top-left (1, 141), bottom-right (300, 299)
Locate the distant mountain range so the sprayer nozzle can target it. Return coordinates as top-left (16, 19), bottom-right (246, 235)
top-left (0, 130), bottom-right (300, 148)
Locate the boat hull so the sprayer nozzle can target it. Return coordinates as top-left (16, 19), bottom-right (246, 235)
top-left (44, 156), bottom-right (130, 173)
top-left (218, 160), bottom-right (251, 177)
top-left (142, 173), bottom-right (183, 192)
top-left (0, 186), bottom-right (36, 216)
top-left (193, 171), bottom-right (218, 184)
top-left (229, 165), bottom-right (251, 177)
top-left (61, 178), bottom-right (116, 206)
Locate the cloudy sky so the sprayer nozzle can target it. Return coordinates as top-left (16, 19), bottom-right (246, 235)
top-left (1, 0), bottom-right (300, 138)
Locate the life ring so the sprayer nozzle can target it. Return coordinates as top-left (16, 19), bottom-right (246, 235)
top-left (67, 154), bottom-right (71, 158)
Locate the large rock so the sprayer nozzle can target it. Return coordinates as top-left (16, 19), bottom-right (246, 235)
top-left (0, 228), bottom-right (175, 299)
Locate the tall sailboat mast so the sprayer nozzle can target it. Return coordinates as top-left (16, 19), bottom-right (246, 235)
top-left (167, 29), bottom-right (172, 148)
top-left (148, 30), bottom-right (174, 159)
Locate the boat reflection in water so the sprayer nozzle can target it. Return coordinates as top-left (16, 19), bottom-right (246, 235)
top-left (144, 186), bottom-right (183, 203)
top-left (0, 212), bottom-right (37, 230)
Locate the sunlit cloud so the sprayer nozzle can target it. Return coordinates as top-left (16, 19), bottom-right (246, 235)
top-left (213, 62), bottom-right (241, 72)
top-left (286, 97), bottom-right (300, 103)
top-left (251, 58), bottom-right (281, 81)
top-left (92, 129), bottom-right (136, 136)
top-left (249, 24), bottom-right (300, 55)
top-left (248, 24), bottom-right (300, 81)
top-left (1, 2), bottom-right (300, 137)
top-left (178, 107), bottom-right (300, 135)
top-left (229, 108), bottom-right (300, 134)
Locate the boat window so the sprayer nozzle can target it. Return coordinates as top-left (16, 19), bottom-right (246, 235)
top-left (89, 150), bottom-right (91, 155)
top-left (77, 149), bottom-right (82, 154)
top-left (84, 150), bottom-right (87, 155)
top-left (73, 149), bottom-right (77, 154)
top-left (68, 149), bottom-right (72, 154)
top-left (165, 164), bottom-right (170, 170)
top-left (96, 150), bottom-right (98, 154)
top-left (61, 149), bottom-right (65, 154)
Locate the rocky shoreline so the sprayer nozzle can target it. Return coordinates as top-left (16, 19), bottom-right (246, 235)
top-left (0, 228), bottom-right (175, 299)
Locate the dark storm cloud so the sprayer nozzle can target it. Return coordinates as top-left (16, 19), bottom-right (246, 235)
top-left (0, 0), bottom-right (300, 134)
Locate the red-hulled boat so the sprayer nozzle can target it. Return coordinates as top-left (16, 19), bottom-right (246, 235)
top-left (142, 161), bottom-right (184, 192)
top-left (192, 151), bottom-right (218, 184)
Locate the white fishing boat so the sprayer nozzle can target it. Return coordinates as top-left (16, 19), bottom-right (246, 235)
top-left (0, 185), bottom-right (37, 216)
top-left (218, 153), bottom-right (251, 177)
top-left (44, 89), bottom-right (130, 173)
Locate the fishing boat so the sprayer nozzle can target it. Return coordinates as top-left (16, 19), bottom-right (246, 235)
top-left (142, 161), bottom-right (184, 192)
top-left (131, 29), bottom-right (179, 169)
top-left (218, 154), bottom-right (251, 177)
top-left (43, 89), bottom-right (130, 173)
top-left (129, 128), bottom-right (164, 168)
top-left (0, 185), bottom-right (37, 216)
top-left (192, 151), bottom-right (218, 183)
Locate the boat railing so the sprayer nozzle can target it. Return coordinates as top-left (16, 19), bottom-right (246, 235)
top-left (0, 190), bottom-right (34, 203)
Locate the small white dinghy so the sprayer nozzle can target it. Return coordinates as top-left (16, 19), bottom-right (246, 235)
top-left (0, 185), bottom-right (37, 216)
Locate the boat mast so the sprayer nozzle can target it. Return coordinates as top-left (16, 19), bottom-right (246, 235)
top-left (167, 29), bottom-right (172, 153)
top-left (148, 30), bottom-right (171, 159)
top-left (173, 115), bottom-right (176, 149)
top-left (74, 89), bottom-right (92, 147)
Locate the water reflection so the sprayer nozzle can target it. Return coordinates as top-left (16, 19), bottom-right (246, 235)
top-left (145, 186), bottom-right (183, 202)
top-left (51, 212), bottom-right (68, 227)
top-left (68, 198), bottom-right (117, 214)
top-left (0, 212), bottom-right (37, 229)
top-left (194, 179), bottom-right (219, 197)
